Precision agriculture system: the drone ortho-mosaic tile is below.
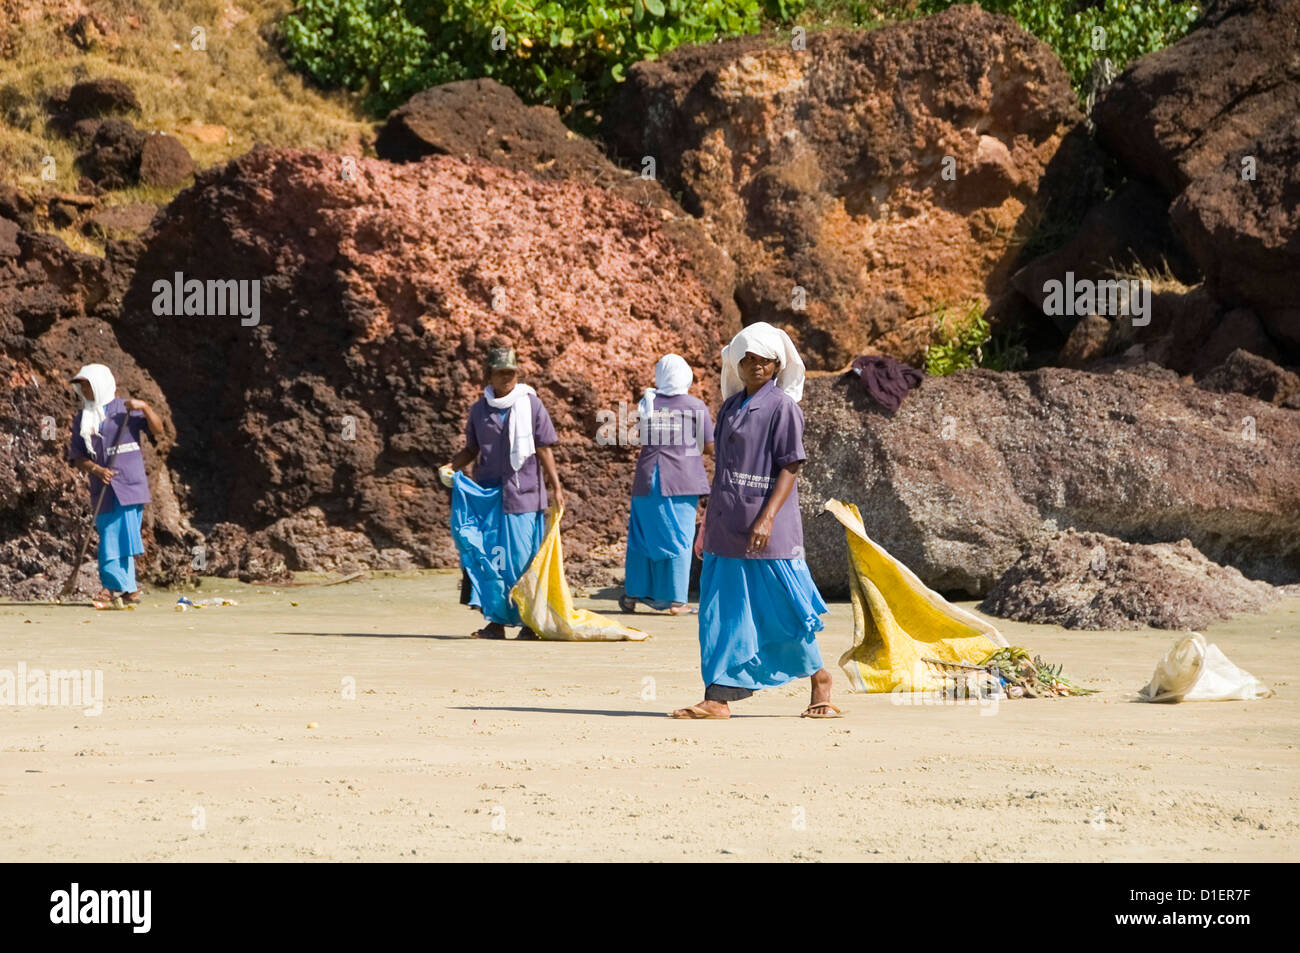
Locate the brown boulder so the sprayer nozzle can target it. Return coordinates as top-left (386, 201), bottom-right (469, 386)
top-left (799, 366), bottom-right (1300, 597)
top-left (112, 148), bottom-right (733, 584)
top-left (76, 118), bottom-right (147, 189)
top-left (48, 78), bottom-right (139, 124)
top-left (1058, 314), bottom-right (1111, 368)
top-left (0, 217), bottom-right (19, 258)
top-left (1010, 181), bottom-right (1199, 335)
top-left (1198, 348), bottom-right (1300, 406)
top-left (138, 132), bottom-right (195, 187)
top-left (979, 530), bottom-right (1279, 630)
top-left (1094, 0), bottom-right (1300, 356)
top-left (0, 183), bottom-right (36, 229)
top-left (81, 202), bottom-right (158, 238)
top-left (601, 6), bottom-right (1084, 367)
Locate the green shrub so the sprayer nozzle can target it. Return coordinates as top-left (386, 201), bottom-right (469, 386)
top-left (913, 0), bottom-right (1201, 96)
top-left (924, 302), bottom-right (990, 376)
top-left (283, 0), bottom-right (767, 121)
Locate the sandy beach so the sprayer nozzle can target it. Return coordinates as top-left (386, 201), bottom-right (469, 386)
top-left (1, 573), bottom-right (1296, 862)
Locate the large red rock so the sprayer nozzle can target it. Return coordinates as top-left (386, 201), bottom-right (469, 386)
top-left (377, 77), bottom-right (740, 335)
top-left (112, 149), bottom-right (733, 584)
top-left (799, 365), bottom-right (1300, 597)
top-left (601, 5), bottom-right (1084, 367)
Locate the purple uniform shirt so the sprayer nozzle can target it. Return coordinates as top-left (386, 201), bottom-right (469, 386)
top-left (631, 393), bottom-right (714, 497)
top-left (464, 392), bottom-right (558, 514)
top-left (66, 398), bottom-right (153, 509)
top-left (702, 379), bottom-right (807, 560)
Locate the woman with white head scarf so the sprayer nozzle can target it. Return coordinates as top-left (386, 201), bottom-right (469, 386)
top-left (66, 363), bottom-right (165, 608)
top-left (671, 323), bottom-right (839, 719)
top-left (619, 354), bottom-right (714, 615)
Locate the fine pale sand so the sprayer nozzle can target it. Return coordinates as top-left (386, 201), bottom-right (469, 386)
top-left (1, 572), bottom-right (1296, 862)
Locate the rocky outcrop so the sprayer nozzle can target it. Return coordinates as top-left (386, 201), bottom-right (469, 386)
top-left (377, 76), bottom-right (740, 335)
top-left (0, 223), bottom-right (196, 599)
top-left (1090, 0), bottom-right (1300, 355)
top-left (979, 530), bottom-right (1280, 630)
top-left (111, 148), bottom-right (733, 585)
top-left (799, 365), bottom-right (1300, 597)
top-left (602, 5), bottom-right (1085, 368)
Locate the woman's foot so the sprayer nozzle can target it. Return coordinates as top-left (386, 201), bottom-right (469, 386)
top-left (124, 590), bottom-right (142, 605)
top-left (617, 594), bottom-right (637, 614)
top-left (667, 603), bottom-right (695, 615)
top-left (670, 699), bottom-right (730, 719)
top-left (516, 626), bottom-right (540, 640)
top-left (801, 668), bottom-right (842, 718)
top-left (472, 622), bottom-right (507, 639)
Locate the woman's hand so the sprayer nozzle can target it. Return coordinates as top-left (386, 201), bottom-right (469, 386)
top-left (123, 398), bottom-right (149, 412)
top-left (551, 484), bottom-right (565, 513)
top-left (747, 513), bottom-right (774, 555)
top-left (94, 464), bottom-right (116, 483)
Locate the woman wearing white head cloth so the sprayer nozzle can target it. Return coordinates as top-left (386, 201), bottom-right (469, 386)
top-left (65, 363), bottom-right (165, 608)
top-left (671, 323), bottom-right (840, 719)
top-left (619, 354), bottom-right (714, 615)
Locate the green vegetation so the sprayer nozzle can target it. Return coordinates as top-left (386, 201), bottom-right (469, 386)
top-left (923, 301), bottom-right (1028, 376)
top-left (914, 0), bottom-right (1201, 96)
top-left (924, 302), bottom-right (989, 376)
top-left (281, 1), bottom-right (1202, 121)
top-left (282, 0), bottom-right (770, 121)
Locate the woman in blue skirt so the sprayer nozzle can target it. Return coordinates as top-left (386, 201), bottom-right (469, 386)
top-left (445, 345), bottom-right (564, 640)
top-left (66, 364), bottom-right (164, 609)
top-left (620, 354), bottom-right (713, 615)
top-left (671, 323), bottom-right (840, 719)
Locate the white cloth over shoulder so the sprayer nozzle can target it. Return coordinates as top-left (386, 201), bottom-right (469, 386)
top-left (720, 322), bottom-right (805, 402)
top-left (637, 353), bottom-right (693, 418)
top-left (485, 382), bottom-right (537, 473)
top-left (71, 363), bottom-right (117, 455)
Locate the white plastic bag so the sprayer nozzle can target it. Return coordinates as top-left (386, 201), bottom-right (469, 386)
top-left (1138, 633), bottom-right (1272, 702)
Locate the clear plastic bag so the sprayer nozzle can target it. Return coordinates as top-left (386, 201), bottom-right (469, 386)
top-left (1138, 633), bottom-right (1272, 702)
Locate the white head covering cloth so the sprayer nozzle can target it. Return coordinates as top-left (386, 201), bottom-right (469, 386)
top-left (637, 353), bottom-right (693, 419)
top-left (71, 363), bottom-right (116, 455)
top-left (484, 381), bottom-right (537, 474)
top-left (720, 322), bottom-right (806, 402)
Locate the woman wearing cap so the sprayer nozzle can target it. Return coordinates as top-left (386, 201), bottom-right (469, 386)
top-left (66, 364), bottom-right (165, 608)
top-left (670, 323), bottom-right (839, 719)
top-left (445, 346), bottom-right (564, 640)
top-left (620, 354), bottom-right (714, 615)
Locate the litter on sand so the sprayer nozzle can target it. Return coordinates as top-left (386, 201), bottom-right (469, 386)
top-left (511, 507), bottom-right (648, 642)
top-left (975, 646), bottom-right (1094, 698)
top-left (1138, 632), bottom-right (1272, 702)
top-left (174, 597), bottom-right (239, 612)
top-left (824, 499), bottom-right (1006, 692)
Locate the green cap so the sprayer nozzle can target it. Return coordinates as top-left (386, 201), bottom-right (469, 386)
top-left (487, 346), bottom-right (517, 371)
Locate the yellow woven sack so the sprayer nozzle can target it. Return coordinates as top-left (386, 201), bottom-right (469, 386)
top-left (825, 499), bottom-right (1006, 692)
top-left (511, 507), bottom-right (649, 642)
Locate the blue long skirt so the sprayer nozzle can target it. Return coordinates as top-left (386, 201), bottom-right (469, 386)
top-left (96, 500), bottom-right (144, 593)
top-left (698, 553), bottom-right (827, 691)
top-left (450, 473), bottom-right (545, 626)
top-left (624, 467), bottom-right (698, 609)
